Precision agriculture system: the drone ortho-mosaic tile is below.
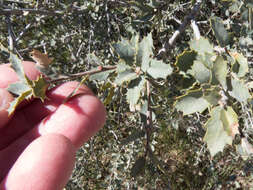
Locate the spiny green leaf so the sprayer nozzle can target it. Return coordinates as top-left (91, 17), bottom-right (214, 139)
top-left (9, 53), bottom-right (27, 82)
top-left (196, 53), bottom-right (215, 69)
top-left (203, 106), bottom-right (238, 157)
top-left (30, 75), bottom-right (49, 101)
top-left (212, 55), bottom-right (228, 89)
top-left (126, 77), bottom-right (146, 109)
top-left (203, 86), bottom-right (222, 106)
top-left (7, 82), bottom-right (31, 96)
top-left (236, 138), bottom-right (253, 160)
top-left (89, 70), bottom-right (114, 81)
top-left (7, 89), bottom-right (33, 115)
top-left (231, 52), bottom-right (249, 78)
top-left (189, 37), bottom-right (213, 55)
top-left (175, 50), bottom-right (197, 72)
top-left (137, 33), bottom-right (153, 72)
top-left (220, 107), bottom-right (239, 137)
top-left (112, 37), bottom-right (137, 65)
top-left (188, 60), bottom-right (211, 84)
top-left (147, 59), bottom-right (172, 79)
top-left (210, 16), bottom-right (230, 47)
top-left (115, 70), bottom-right (138, 85)
top-left (174, 89), bottom-right (210, 115)
top-left (228, 77), bottom-right (251, 103)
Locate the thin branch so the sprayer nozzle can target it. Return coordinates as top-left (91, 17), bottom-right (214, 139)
top-left (16, 23), bottom-right (32, 42)
top-left (5, 15), bottom-right (15, 51)
top-left (144, 81), bottom-right (153, 158)
top-left (0, 8), bottom-right (64, 16)
top-left (49, 66), bottom-right (116, 84)
top-left (191, 19), bottom-right (201, 40)
top-left (166, 0), bottom-right (202, 48)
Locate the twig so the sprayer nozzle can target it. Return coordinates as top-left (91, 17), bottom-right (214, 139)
top-left (49, 65), bottom-right (116, 84)
top-left (0, 8), bottom-right (63, 16)
top-left (166, 0), bottom-right (202, 47)
top-left (144, 81), bottom-right (153, 157)
top-left (5, 15), bottom-right (15, 51)
top-left (191, 19), bottom-right (201, 40)
top-left (3, 0), bottom-right (30, 4)
top-left (16, 23), bottom-right (32, 42)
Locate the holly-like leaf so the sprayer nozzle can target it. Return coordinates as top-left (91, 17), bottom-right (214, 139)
top-left (136, 33), bottom-right (153, 72)
top-left (212, 55), bottom-right (228, 89)
top-left (112, 37), bottom-right (136, 65)
top-left (203, 86), bottom-right (222, 106)
top-left (30, 75), bottom-right (49, 101)
top-left (228, 77), bottom-right (251, 103)
top-left (210, 17), bottom-right (230, 47)
top-left (147, 59), bottom-right (172, 79)
top-left (115, 70), bottom-right (138, 85)
top-left (9, 53), bottom-right (27, 82)
top-left (126, 77), bottom-right (146, 110)
top-left (175, 50), bottom-right (197, 72)
top-left (89, 70), bottom-right (114, 81)
top-left (237, 138), bottom-right (253, 160)
top-left (203, 106), bottom-right (239, 157)
top-left (175, 89), bottom-right (210, 115)
top-left (230, 52), bottom-right (249, 78)
top-left (7, 89), bottom-right (33, 115)
top-left (7, 81), bottom-right (31, 96)
top-left (189, 37), bottom-right (213, 55)
top-left (189, 60), bottom-right (211, 84)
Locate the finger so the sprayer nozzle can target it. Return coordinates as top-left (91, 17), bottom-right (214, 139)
top-left (0, 134), bottom-right (75, 190)
top-left (0, 61), bottom-right (40, 89)
top-left (0, 81), bottom-right (94, 150)
top-left (0, 92), bottom-right (106, 179)
top-left (0, 61), bottom-right (41, 128)
top-left (0, 89), bottom-right (14, 128)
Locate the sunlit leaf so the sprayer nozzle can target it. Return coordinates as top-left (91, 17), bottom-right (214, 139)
top-left (228, 78), bottom-right (251, 103)
top-left (204, 106), bottom-right (239, 157)
top-left (203, 86), bottom-right (222, 106)
top-left (188, 60), bottom-right (211, 84)
top-left (147, 59), bottom-right (172, 79)
top-left (115, 70), bottom-right (138, 85)
top-left (212, 56), bottom-right (228, 89)
top-left (7, 89), bottom-right (33, 115)
top-left (89, 70), bottom-right (114, 81)
top-left (112, 37), bottom-right (136, 65)
top-left (137, 33), bottom-right (153, 72)
top-left (30, 75), bottom-right (49, 101)
top-left (231, 52), bottom-right (249, 78)
top-left (7, 81), bottom-right (31, 95)
top-left (189, 37), bottom-right (213, 55)
top-left (126, 77), bottom-right (146, 109)
top-left (210, 17), bottom-right (230, 47)
top-left (9, 53), bottom-right (27, 82)
top-left (175, 89), bottom-right (210, 115)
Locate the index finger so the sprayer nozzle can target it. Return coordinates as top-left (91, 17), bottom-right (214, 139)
top-left (0, 61), bottom-right (41, 128)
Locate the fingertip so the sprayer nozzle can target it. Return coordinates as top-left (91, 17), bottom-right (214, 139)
top-left (0, 134), bottom-right (75, 190)
top-left (0, 89), bottom-right (14, 128)
top-left (0, 61), bottom-right (40, 89)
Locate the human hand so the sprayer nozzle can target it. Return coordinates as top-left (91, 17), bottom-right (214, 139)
top-left (0, 61), bottom-right (106, 190)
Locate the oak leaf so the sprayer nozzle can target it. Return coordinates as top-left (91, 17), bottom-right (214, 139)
top-left (30, 49), bottom-right (52, 68)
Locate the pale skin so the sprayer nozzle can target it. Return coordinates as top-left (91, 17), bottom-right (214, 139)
top-left (0, 61), bottom-right (106, 190)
